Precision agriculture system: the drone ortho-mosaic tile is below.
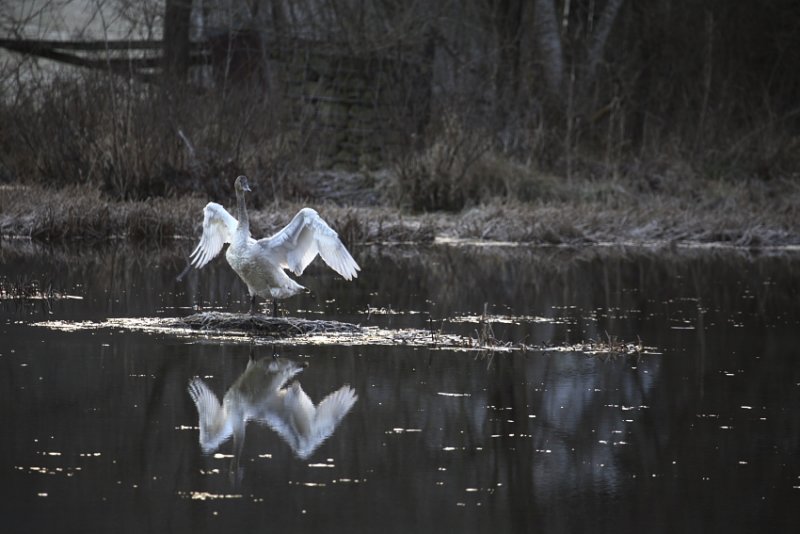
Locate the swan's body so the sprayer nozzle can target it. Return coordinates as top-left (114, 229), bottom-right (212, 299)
top-left (188, 356), bottom-right (358, 463)
top-left (184, 176), bottom-right (359, 314)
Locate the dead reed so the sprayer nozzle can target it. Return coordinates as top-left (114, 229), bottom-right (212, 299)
top-left (167, 311), bottom-right (360, 338)
top-left (2, 175), bottom-right (799, 247)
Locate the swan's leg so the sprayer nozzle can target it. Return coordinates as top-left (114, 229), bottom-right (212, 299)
top-left (230, 422), bottom-right (245, 485)
top-left (271, 299), bottom-right (278, 318)
top-left (175, 261), bottom-right (193, 282)
top-left (249, 294), bottom-right (258, 314)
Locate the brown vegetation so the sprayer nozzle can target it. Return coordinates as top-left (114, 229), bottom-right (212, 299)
top-left (1, 1), bottom-right (798, 246)
top-left (1, 175), bottom-right (798, 247)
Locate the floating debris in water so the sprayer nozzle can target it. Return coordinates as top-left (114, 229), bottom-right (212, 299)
top-left (177, 491), bottom-right (243, 500)
top-left (361, 305), bottom-right (424, 316)
top-left (451, 314), bottom-right (570, 325)
top-left (32, 314), bottom-right (657, 356)
top-left (0, 278), bottom-right (82, 301)
top-left (386, 428), bottom-right (422, 434)
top-left (548, 332), bottom-right (651, 359)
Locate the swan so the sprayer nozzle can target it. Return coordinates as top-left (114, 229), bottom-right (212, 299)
top-left (180, 175), bottom-right (360, 315)
top-left (188, 355), bottom-right (358, 465)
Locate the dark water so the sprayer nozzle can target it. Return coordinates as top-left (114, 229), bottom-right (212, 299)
top-left (1, 242), bottom-right (799, 533)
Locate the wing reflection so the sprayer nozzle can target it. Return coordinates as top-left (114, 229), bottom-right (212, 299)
top-left (188, 356), bottom-right (357, 467)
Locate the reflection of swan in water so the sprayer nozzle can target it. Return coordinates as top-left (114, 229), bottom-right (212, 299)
top-left (179, 175), bottom-right (360, 316)
top-left (188, 356), bottom-right (357, 464)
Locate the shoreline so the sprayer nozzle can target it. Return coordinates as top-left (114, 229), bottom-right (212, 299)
top-left (1, 182), bottom-right (798, 250)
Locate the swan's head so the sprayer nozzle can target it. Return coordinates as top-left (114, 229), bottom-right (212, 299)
top-left (234, 175), bottom-right (252, 193)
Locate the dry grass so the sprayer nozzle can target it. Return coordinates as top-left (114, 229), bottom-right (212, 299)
top-left (447, 173), bottom-right (800, 246)
top-left (0, 184), bottom-right (201, 241)
top-left (1, 173), bottom-right (799, 247)
top-left (0, 184), bottom-right (434, 245)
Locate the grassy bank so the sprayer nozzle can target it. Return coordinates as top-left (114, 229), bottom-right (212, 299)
top-left (0, 183), bottom-right (433, 245)
top-left (2, 173), bottom-right (798, 248)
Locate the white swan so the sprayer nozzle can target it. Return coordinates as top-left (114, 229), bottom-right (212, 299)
top-left (182, 175), bottom-right (360, 315)
top-left (188, 356), bottom-right (358, 464)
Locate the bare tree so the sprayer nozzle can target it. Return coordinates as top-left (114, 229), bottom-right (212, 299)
top-left (163, 0), bottom-right (192, 81)
top-left (533, 0), bottom-right (564, 99)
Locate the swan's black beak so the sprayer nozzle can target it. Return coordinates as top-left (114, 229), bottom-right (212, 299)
top-left (243, 182), bottom-right (252, 192)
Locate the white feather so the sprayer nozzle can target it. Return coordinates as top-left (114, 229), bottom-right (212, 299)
top-left (188, 202), bottom-right (244, 270)
top-left (264, 382), bottom-right (358, 460)
top-left (187, 378), bottom-right (233, 453)
top-left (183, 178), bottom-right (360, 308)
top-left (259, 207), bottom-right (360, 280)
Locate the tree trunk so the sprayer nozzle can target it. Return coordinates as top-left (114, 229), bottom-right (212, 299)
top-left (584, 0), bottom-right (625, 88)
top-left (163, 0), bottom-right (193, 82)
top-left (533, 0), bottom-right (564, 99)
top-left (493, 0), bottom-right (524, 120)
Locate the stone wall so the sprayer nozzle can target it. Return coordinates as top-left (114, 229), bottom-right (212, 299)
top-left (201, 33), bottom-right (432, 170)
top-left (280, 45), bottom-right (431, 169)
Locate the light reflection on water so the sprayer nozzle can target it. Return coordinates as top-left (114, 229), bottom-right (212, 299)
top-left (1, 242), bottom-right (800, 532)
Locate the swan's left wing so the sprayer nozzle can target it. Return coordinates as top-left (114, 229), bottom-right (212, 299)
top-left (188, 202), bottom-right (238, 270)
top-left (188, 378), bottom-right (231, 453)
top-left (259, 208), bottom-right (360, 279)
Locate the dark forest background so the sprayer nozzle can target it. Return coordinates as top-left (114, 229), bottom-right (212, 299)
top-left (1, 0), bottom-right (798, 211)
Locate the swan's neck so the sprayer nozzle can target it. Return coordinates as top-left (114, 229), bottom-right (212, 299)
top-left (235, 189), bottom-right (249, 235)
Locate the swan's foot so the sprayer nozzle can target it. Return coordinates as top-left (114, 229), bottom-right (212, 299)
top-left (271, 299), bottom-right (279, 318)
top-left (249, 295), bottom-right (258, 315)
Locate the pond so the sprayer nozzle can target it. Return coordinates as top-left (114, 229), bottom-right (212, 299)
top-left (1, 241), bottom-right (799, 532)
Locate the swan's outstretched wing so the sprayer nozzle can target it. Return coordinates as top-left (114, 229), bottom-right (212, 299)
top-left (259, 208), bottom-right (360, 280)
top-left (260, 383), bottom-right (356, 459)
top-left (188, 202), bottom-right (239, 270)
top-left (188, 378), bottom-right (231, 453)
top-left (297, 385), bottom-right (358, 459)
top-left (259, 381), bottom-right (312, 456)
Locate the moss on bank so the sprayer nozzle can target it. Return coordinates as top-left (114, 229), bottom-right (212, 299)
top-left (1, 176), bottom-right (798, 248)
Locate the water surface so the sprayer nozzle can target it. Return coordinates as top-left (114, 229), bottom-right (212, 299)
top-left (1, 242), bottom-right (799, 532)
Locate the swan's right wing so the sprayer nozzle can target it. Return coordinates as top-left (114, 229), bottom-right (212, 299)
top-left (188, 202), bottom-right (238, 270)
top-left (188, 378), bottom-right (230, 453)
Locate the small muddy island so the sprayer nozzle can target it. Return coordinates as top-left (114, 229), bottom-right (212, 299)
top-left (169, 311), bottom-right (361, 337)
